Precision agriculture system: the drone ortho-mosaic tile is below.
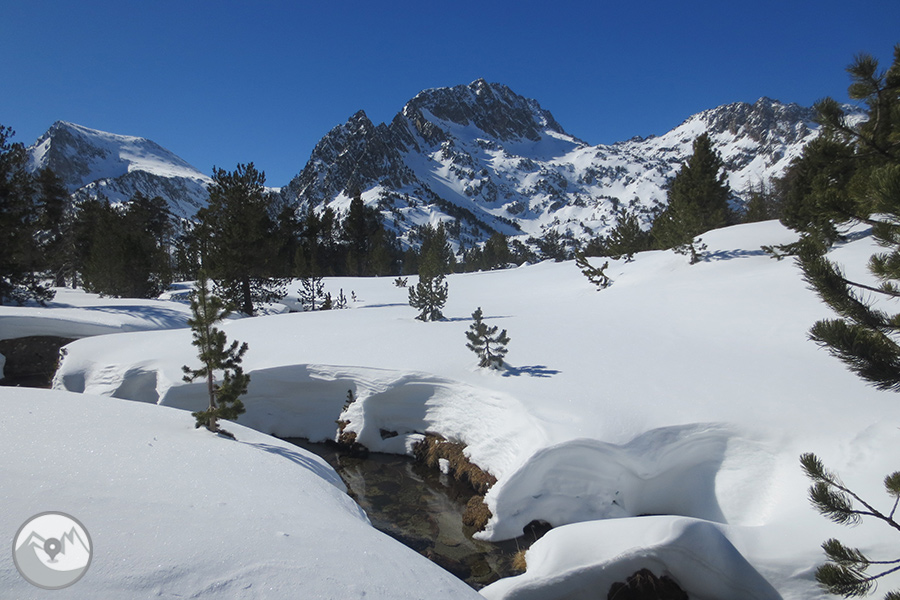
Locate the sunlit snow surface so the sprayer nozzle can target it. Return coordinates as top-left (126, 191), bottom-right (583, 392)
top-left (5, 220), bottom-right (900, 598)
top-left (0, 389), bottom-right (482, 599)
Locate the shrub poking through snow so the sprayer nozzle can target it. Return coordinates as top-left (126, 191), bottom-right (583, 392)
top-left (607, 568), bottom-right (688, 600)
top-left (182, 272), bottom-right (250, 438)
top-left (413, 434), bottom-right (497, 494)
top-left (575, 252), bottom-right (612, 290)
top-left (800, 453), bottom-right (900, 598)
top-left (336, 389), bottom-right (357, 446)
top-left (413, 434), bottom-right (497, 532)
top-left (465, 307), bottom-right (510, 369)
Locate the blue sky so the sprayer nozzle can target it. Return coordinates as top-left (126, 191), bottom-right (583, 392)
top-left (2, 1), bottom-right (898, 186)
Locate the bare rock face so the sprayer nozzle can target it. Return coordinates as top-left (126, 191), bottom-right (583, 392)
top-left (607, 568), bottom-right (689, 600)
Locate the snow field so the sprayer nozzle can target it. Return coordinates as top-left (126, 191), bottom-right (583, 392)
top-left (8, 219), bottom-right (900, 598)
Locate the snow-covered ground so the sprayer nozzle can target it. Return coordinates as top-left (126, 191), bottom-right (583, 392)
top-left (4, 219), bottom-right (899, 598)
top-left (0, 286), bottom-right (193, 341)
top-left (0, 388), bottom-right (482, 599)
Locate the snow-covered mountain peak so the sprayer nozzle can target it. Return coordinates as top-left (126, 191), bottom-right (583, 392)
top-left (401, 79), bottom-right (569, 143)
top-left (25, 121), bottom-right (211, 218)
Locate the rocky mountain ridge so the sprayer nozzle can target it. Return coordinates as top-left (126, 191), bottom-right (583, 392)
top-left (26, 82), bottom-right (827, 248)
top-left (282, 80), bottom-right (821, 249)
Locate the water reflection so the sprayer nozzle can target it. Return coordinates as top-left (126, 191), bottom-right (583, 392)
top-left (284, 438), bottom-right (530, 588)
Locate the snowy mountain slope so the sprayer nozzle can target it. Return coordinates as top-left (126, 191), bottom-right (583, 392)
top-left (282, 80), bottom-right (822, 249)
top-left (50, 219), bottom-right (900, 598)
top-left (0, 387), bottom-right (482, 599)
top-left (26, 121), bottom-right (211, 218)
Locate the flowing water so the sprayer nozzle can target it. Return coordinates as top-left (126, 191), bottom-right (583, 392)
top-left (284, 438), bottom-right (538, 589)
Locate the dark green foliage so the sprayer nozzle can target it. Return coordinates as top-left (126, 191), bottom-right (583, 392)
top-left (195, 163), bottom-right (288, 316)
top-left (651, 132), bottom-right (732, 262)
top-left (601, 209), bottom-right (652, 262)
top-left (78, 193), bottom-right (173, 298)
top-left (33, 167), bottom-right (72, 287)
top-left (575, 252), bottom-right (612, 290)
top-left (797, 46), bottom-right (900, 600)
top-left (416, 222), bottom-right (455, 278)
top-left (0, 125), bottom-right (54, 305)
top-left (796, 47), bottom-right (900, 392)
top-left (408, 223), bottom-right (452, 321)
top-left (408, 271), bottom-right (448, 321)
top-left (465, 307), bottom-right (509, 369)
top-left (742, 182), bottom-right (781, 224)
top-left (464, 232), bottom-right (514, 271)
top-left (800, 453), bottom-right (900, 598)
top-left (182, 272), bottom-right (250, 437)
top-left (779, 136), bottom-right (860, 242)
top-left (299, 275), bottom-right (325, 311)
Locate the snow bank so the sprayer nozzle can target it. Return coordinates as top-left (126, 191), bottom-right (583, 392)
top-left (0, 387), bottom-right (481, 599)
top-left (481, 517), bottom-right (781, 600)
top-left (0, 287), bottom-right (192, 341)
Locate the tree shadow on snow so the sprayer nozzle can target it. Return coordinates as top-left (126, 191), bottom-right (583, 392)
top-left (502, 365), bottom-right (561, 378)
top-left (703, 248), bottom-right (768, 262)
top-left (241, 441), bottom-right (340, 483)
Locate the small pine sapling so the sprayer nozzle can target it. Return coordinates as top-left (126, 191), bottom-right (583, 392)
top-left (335, 288), bottom-right (348, 309)
top-left (408, 273), bottom-right (448, 321)
top-left (800, 453), bottom-right (900, 599)
top-left (575, 252), bottom-right (612, 290)
top-left (394, 277), bottom-right (408, 288)
top-left (182, 273), bottom-right (250, 438)
top-left (465, 307), bottom-right (510, 369)
top-left (299, 275), bottom-right (325, 311)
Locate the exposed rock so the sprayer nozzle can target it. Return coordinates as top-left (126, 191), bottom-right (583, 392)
top-left (607, 568), bottom-right (689, 600)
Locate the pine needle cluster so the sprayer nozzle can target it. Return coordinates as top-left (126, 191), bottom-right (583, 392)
top-left (800, 453), bottom-right (900, 598)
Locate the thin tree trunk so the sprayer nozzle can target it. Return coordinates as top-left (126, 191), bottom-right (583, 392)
top-left (241, 276), bottom-right (253, 316)
top-left (206, 364), bottom-right (217, 432)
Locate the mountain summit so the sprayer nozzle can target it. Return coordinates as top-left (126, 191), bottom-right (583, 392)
top-left (26, 121), bottom-right (210, 218)
top-left (282, 81), bottom-right (819, 249)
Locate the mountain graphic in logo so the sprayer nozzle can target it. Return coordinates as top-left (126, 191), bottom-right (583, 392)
top-left (13, 512), bottom-right (92, 590)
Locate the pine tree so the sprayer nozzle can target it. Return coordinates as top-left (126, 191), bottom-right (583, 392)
top-left (182, 272), bottom-right (250, 437)
top-left (33, 167), bottom-right (72, 287)
top-left (299, 275), bottom-right (325, 311)
top-left (604, 209), bottom-right (651, 262)
top-left (793, 45), bottom-right (900, 600)
top-left (408, 272), bottom-right (448, 321)
top-left (80, 193), bottom-right (173, 298)
top-left (0, 125), bottom-right (54, 305)
top-left (651, 132), bottom-right (732, 262)
top-left (408, 223), bottom-right (451, 321)
top-left (575, 252), bottom-right (612, 290)
top-left (465, 307), bottom-right (510, 369)
top-left (195, 163), bottom-right (287, 315)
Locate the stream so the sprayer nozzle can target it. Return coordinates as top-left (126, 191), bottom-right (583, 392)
top-left (284, 438), bottom-right (539, 589)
